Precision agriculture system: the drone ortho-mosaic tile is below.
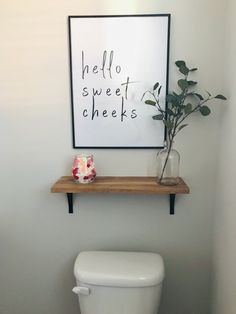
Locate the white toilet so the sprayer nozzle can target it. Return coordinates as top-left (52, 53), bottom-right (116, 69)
top-left (72, 251), bottom-right (165, 314)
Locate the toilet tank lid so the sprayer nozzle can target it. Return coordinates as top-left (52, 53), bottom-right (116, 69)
top-left (74, 251), bottom-right (165, 287)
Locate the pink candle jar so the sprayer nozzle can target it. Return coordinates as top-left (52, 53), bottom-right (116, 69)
top-left (72, 154), bottom-right (96, 183)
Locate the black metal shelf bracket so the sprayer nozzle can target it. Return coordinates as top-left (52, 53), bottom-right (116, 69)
top-left (169, 194), bottom-right (176, 215)
top-left (67, 193), bottom-right (73, 214)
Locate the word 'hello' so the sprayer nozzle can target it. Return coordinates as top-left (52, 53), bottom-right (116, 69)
top-left (82, 50), bottom-right (121, 80)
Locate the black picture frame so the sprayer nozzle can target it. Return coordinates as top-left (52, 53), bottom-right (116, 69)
top-left (68, 14), bottom-right (170, 148)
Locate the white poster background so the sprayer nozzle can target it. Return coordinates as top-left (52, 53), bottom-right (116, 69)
top-left (69, 15), bottom-right (170, 148)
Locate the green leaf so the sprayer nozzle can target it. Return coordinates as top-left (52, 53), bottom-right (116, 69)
top-left (179, 65), bottom-right (189, 75)
top-left (200, 105), bottom-right (211, 116)
top-left (158, 85), bottom-right (162, 95)
top-left (187, 80), bottom-right (197, 86)
top-left (166, 94), bottom-right (177, 104)
top-left (178, 124), bottom-right (188, 132)
top-left (178, 79), bottom-right (188, 91)
top-left (190, 67), bottom-right (198, 72)
top-left (175, 60), bottom-right (189, 75)
top-left (152, 114), bottom-right (163, 120)
top-left (175, 60), bottom-right (186, 68)
top-left (184, 103), bottom-right (192, 114)
top-left (163, 120), bottom-right (174, 129)
top-left (215, 94), bottom-right (227, 100)
top-left (145, 100), bottom-right (156, 106)
top-left (153, 82), bottom-right (159, 90)
top-left (193, 93), bottom-right (204, 101)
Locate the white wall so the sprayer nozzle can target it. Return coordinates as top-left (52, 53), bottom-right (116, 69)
top-left (211, 0), bottom-right (236, 313)
top-left (0, 1), bottom-right (226, 314)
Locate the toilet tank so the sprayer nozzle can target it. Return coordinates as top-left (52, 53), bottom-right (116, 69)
top-left (73, 251), bottom-right (165, 314)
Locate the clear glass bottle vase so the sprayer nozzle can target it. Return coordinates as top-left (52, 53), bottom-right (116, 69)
top-left (157, 141), bottom-right (180, 186)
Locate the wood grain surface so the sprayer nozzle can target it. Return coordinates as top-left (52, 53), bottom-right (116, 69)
top-left (51, 176), bottom-right (190, 195)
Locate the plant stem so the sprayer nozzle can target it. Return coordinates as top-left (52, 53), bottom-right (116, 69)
top-left (159, 137), bottom-right (173, 182)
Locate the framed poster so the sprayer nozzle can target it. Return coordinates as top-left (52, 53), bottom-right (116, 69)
top-left (68, 14), bottom-right (170, 148)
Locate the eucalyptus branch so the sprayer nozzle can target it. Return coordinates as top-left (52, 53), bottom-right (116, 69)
top-left (152, 92), bottom-right (164, 113)
top-left (175, 95), bottom-right (214, 129)
top-left (141, 90), bottom-right (164, 114)
top-left (142, 60), bottom-right (227, 184)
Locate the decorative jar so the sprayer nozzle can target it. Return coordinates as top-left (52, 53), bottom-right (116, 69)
top-left (72, 154), bottom-right (96, 183)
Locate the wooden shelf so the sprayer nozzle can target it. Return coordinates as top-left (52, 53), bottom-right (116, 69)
top-left (51, 176), bottom-right (190, 215)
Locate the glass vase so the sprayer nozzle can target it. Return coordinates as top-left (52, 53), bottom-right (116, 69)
top-left (157, 142), bottom-right (180, 186)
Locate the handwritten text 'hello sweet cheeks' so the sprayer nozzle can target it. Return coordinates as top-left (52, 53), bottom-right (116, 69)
top-left (80, 50), bottom-right (138, 121)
